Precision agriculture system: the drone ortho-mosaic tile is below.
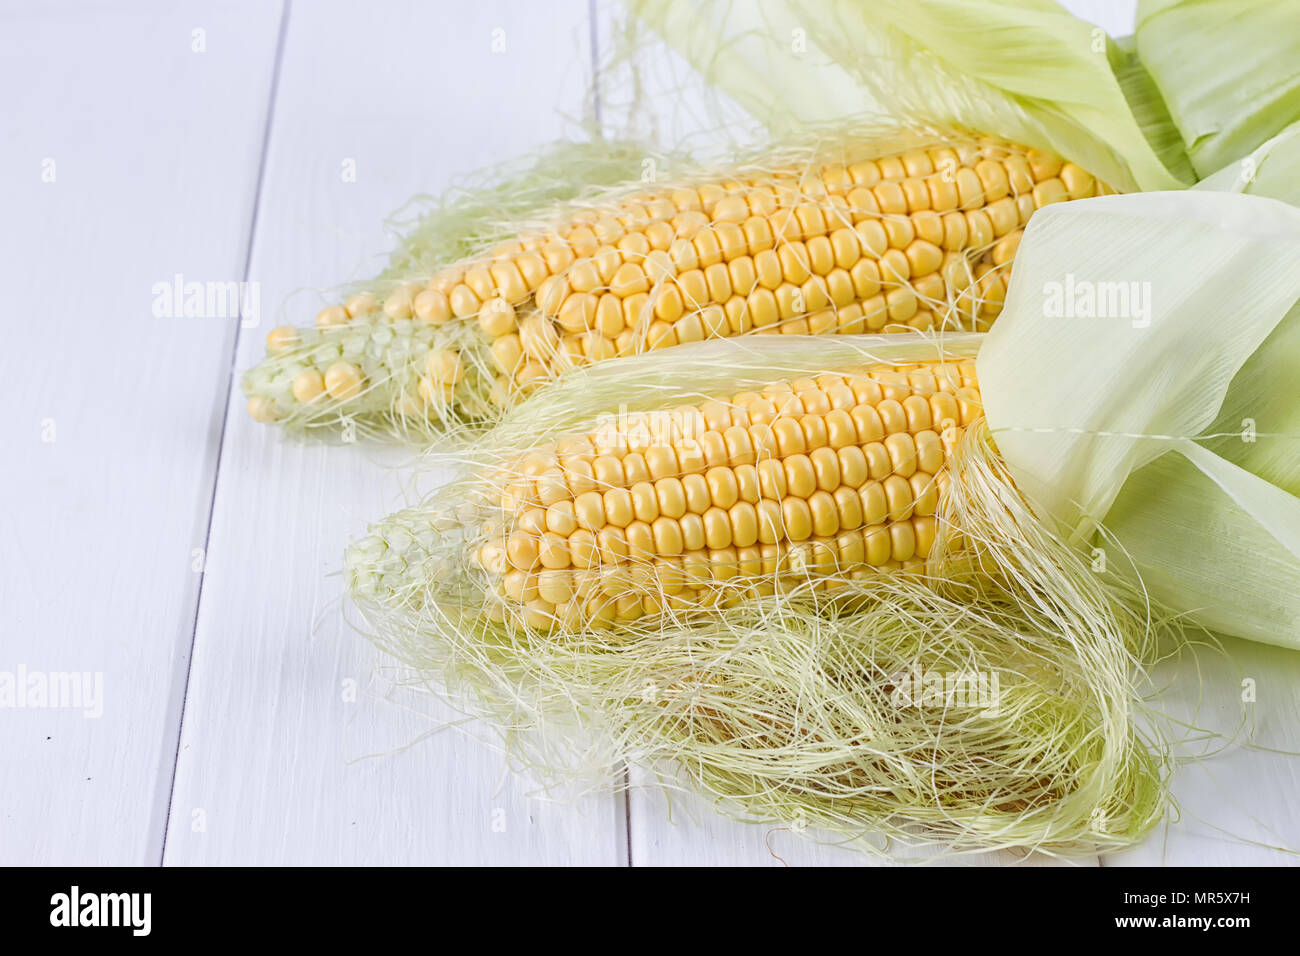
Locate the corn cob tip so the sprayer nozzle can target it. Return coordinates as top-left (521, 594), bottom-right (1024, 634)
top-left (240, 315), bottom-right (500, 442)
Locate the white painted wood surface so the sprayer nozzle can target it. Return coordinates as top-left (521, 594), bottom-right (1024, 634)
top-left (161, 0), bottom-right (623, 866)
top-left (4, 0), bottom-right (1297, 866)
top-left (0, 0), bottom-right (282, 865)
top-left (1104, 636), bottom-right (1300, 866)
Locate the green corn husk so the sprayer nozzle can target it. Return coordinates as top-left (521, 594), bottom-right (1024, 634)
top-left (625, 0), bottom-right (1193, 192)
top-left (1083, 129), bottom-right (1300, 648)
top-left (979, 187), bottom-right (1300, 649)
top-left (1135, 0), bottom-right (1300, 180)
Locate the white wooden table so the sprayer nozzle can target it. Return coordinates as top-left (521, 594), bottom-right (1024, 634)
top-left (3, 0), bottom-right (1297, 866)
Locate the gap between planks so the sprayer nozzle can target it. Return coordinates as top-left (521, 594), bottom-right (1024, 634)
top-left (154, 0), bottom-right (293, 867)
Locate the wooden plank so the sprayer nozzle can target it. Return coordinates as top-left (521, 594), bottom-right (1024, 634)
top-left (0, 0), bottom-right (282, 864)
top-left (163, 0), bottom-right (625, 865)
top-left (1101, 636), bottom-right (1300, 866)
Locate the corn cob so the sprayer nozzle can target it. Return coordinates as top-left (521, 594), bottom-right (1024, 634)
top-left (488, 362), bottom-right (981, 628)
top-left (246, 133), bottom-right (1109, 438)
top-left (344, 338), bottom-right (1166, 853)
top-left (351, 357), bottom-right (983, 630)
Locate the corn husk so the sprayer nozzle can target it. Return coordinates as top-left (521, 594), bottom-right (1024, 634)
top-left (625, 0), bottom-right (1193, 192)
top-left (1195, 119), bottom-right (1300, 205)
top-left (1135, 0), bottom-right (1300, 180)
top-left (977, 189), bottom-right (1300, 648)
top-left (1097, 128), bottom-right (1300, 648)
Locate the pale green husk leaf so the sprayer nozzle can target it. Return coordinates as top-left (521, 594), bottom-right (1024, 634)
top-left (1194, 119), bottom-right (1300, 206)
top-left (626, 0), bottom-right (1191, 192)
top-left (1101, 127), bottom-right (1300, 648)
top-left (1135, 0), bottom-right (1300, 179)
top-left (978, 190), bottom-right (1300, 648)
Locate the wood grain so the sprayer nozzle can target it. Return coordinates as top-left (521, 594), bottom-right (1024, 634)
top-left (0, 0), bottom-right (282, 864)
